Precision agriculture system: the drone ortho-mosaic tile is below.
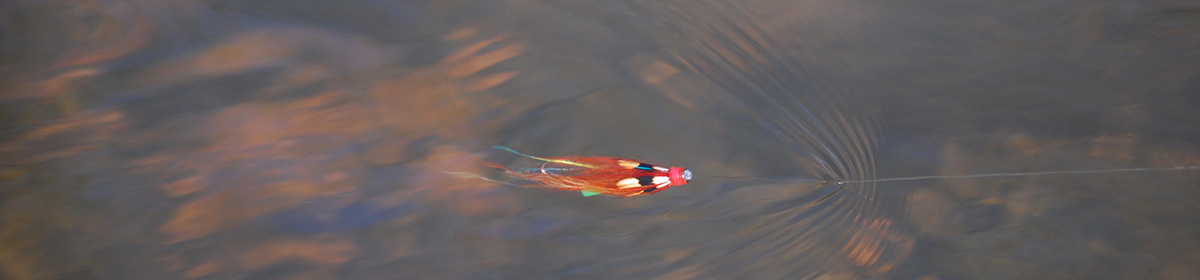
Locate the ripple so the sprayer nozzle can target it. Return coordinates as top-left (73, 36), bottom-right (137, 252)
top-left (635, 0), bottom-right (914, 277)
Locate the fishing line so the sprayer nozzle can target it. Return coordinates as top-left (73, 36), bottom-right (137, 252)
top-left (698, 166), bottom-right (1200, 185)
top-left (837, 165), bottom-right (1200, 184)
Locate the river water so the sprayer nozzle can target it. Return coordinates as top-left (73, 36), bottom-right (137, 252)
top-left (2, 0), bottom-right (1198, 279)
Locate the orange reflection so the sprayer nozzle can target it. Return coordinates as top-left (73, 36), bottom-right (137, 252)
top-left (1089, 133), bottom-right (1138, 163)
top-left (1, 110), bottom-right (127, 164)
top-left (181, 261), bottom-right (220, 279)
top-left (839, 218), bottom-right (915, 275)
top-left (239, 236), bottom-right (357, 269)
top-left (143, 24), bottom-right (532, 251)
top-left (51, 1), bottom-right (154, 68)
top-left (2, 7), bottom-right (538, 276)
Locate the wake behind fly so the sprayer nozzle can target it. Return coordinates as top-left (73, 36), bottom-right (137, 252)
top-left (837, 165), bottom-right (1200, 184)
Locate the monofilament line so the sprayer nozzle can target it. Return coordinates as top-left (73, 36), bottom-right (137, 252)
top-left (838, 166), bottom-right (1200, 184)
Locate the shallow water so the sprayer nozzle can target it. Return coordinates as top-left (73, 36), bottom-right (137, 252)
top-left (2, 0), bottom-right (1198, 279)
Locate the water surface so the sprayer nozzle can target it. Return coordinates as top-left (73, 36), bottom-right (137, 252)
top-left (2, 0), bottom-right (1198, 279)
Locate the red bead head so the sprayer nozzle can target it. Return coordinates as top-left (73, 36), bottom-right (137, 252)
top-left (668, 167), bottom-right (692, 186)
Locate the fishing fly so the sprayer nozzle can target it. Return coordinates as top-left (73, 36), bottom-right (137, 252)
top-left (487, 145), bottom-right (692, 198)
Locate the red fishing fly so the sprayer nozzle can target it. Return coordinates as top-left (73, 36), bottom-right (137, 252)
top-left (488, 145), bottom-right (692, 198)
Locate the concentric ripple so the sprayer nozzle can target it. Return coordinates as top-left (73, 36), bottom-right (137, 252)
top-left (635, 0), bottom-right (915, 277)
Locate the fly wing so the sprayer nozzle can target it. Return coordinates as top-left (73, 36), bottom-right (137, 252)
top-left (490, 153), bottom-right (678, 197)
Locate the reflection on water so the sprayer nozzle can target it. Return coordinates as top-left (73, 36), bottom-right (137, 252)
top-left (2, 0), bottom-right (1199, 279)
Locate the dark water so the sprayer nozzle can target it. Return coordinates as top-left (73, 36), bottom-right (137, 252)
top-left (2, 0), bottom-right (1199, 279)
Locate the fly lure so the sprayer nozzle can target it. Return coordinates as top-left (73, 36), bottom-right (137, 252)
top-left (488, 145), bottom-right (692, 198)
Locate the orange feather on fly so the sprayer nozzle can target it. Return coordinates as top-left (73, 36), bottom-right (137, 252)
top-left (487, 146), bottom-right (692, 197)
